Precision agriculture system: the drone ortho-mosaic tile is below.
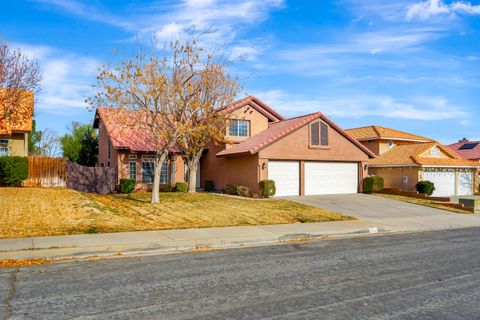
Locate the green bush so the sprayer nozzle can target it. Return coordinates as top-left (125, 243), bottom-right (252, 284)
top-left (0, 156), bottom-right (28, 186)
top-left (236, 185), bottom-right (250, 197)
top-left (119, 179), bottom-right (135, 194)
top-left (259, 179), bottom-right (276, 198)
top-left (363, 176), bottom-right (384, 194)
top-left (225, 184), bottom-right (238, 195)
top-left (174, 182), bottom-right (188, 193)
top-left (416, 181), bottom-right (435, 196)
top-left (204, 180), bottom-right (215, 192)
top-left (163, 184), bottom-right (173, 192)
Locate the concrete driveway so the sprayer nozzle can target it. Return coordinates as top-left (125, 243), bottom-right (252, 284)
top-left (285, 194), bottom-right (480, 232)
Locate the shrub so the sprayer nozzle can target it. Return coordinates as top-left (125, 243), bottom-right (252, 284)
top-left (204, 180), bottom-right (215, 192)
top-left (0, 156), bottom-right (28, 186)
top-left (259, 179), bottom-right (276, 198)
top-left (119, 179), bottom-right (135, 194)
top-left (163, 184), bottom-right (173, 192)
top-left (174, 182), bottom-right (188, 193)
top-left (225, 184), bottom-right (238, 195)
top-left (363, 176), bottom-right (384, 194)
top-left (236, 185), bottom-right (250, 197)
top-left (416, 180), bottom-right (435, 196)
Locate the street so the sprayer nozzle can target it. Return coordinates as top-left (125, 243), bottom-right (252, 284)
top-left (2, 228), bottom-right (480, 319)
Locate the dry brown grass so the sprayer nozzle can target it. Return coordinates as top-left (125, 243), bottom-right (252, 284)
top-left (375, 193), bottom-right (473, 214)
top-left (0, 187), bottom-right (353, 239)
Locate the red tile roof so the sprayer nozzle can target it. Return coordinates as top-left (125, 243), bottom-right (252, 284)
top-left (370, 142), bottom-right (480, 167)
top-left (94, 108), bottom-right (177, 153)
top-left (217, 112), bottom-right (375, 157)
top-left (447, 140), bottom-right (480, 161)
top-left (218, 95), bottom-right (285, 122)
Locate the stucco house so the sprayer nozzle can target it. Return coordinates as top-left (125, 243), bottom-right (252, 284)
top-left (94, 96), bottom-right (375, 196)
top-left (347, 126), bottom-right (479, 197)
top-left (0, 90), bottom-right (34, 157)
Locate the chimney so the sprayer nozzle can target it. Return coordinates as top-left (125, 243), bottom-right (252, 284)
top-left (459, 137), bottom-right (469, 143)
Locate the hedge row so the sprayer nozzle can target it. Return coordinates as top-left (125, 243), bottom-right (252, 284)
top-left (0, 156), bottom-right (28, 186)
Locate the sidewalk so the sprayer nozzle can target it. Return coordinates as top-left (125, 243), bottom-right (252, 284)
top-left (0, 220), bottom-right (386, 260)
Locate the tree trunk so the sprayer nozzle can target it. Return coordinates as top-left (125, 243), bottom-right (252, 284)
top-left (187, 153), bottom-right (202, 193)
top-left (151, 153), bottom-right (165, 203)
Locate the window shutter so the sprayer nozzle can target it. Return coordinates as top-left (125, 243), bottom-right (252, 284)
top-left (320, 123), bottom-right (329, 146)
top-left (311, 122), bottom-right (320, 145)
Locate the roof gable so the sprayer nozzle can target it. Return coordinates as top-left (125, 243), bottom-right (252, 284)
top-left (219, 96), bottom-right (285, 122)
top-left (346, 125), bottom-right (433, 142)
top-left (217, 112), bottom-right (375, 158)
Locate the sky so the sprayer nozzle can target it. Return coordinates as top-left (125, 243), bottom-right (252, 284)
top-left (1, 0), bottom-right (480, 144)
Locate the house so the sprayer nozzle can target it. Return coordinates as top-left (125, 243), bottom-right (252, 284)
top-left (345, 125), bottom-right (433, 156)
top-left (347, 126), bottom-right (479, 197)
top-left (0, 90), bottom-right (34, 157)
top-left (447, 138), bottom-right (480, 163)
top-left (94, 96), bottom-right (375, 196)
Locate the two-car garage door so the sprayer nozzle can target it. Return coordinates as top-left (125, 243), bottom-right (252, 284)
top-left (423, 171), bottom-right (473, 197)
top-left (268, 161), bottom-right (358, 196)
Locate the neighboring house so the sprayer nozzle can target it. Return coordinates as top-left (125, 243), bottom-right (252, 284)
top-left (94, 96), bottom-right (375, 196)
top-left (347, 126), bottom-right (479, 197)
top-left (345, 125), bottom-right (433, 156)
top-left (447, 138), bottom-right (480, 163)
top-left (0, 90), bottom-right (34, 157)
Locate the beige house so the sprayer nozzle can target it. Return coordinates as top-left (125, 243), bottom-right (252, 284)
top-left (347, 126), bottom-right (479, 197)
top-left (0, 90), bottom-right (33, 157)
top-left (94, 96), bottom-right (375, 196)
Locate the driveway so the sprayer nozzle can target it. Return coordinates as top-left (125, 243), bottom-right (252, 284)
top-left (285, 194), bottom-right (480, 232)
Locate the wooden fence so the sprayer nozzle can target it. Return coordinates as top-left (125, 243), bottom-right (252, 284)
top-left (23, 157), bottom-right (117, 194)
top-left (23, 156), bottom-right (67, 187)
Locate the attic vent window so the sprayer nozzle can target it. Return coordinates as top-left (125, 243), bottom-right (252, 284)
top-left (460, 143), bottom-right (479, 150)
top-left (310, 121), bottom-right (328, 146)
top-left (430, 146), bottom-right (440, 155)
top-left (387, 140), bottom-right (394, 149)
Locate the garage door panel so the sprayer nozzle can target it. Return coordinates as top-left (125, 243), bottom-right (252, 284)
top-left (268, 161), bottom-right (299, 196)
top-left (305, 162), bottom-right (358, 195)
top-left (458, 172), bottom-right (473, 196)
top-left (423, 171), bottom-right (455, 197)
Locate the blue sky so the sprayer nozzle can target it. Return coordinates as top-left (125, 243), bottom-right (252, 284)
top-left (2, 0), bottom-right (480, 143)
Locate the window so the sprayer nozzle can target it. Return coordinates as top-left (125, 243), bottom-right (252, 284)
top-left (142, 161), bottom-right (155, 183)
top-left (311, 122), bottom-right (320, 146)
top-left (387, 140), bottom-right (394, 149)
top-left (0, 147), bottom-right (9, 156)
top-left (170, 161), bottom-right (176, 184)
top-left (0, 139), bottom-right (8, 145)
top-left (129, 154), bottom-right (137, 160)
top-left (320, 123), bottom-right (328, 146)
top-left (160, 161), bottom-right (168, 184)
top-left (107, 140), bottom-right (111, 159)
top-left (129, 161), bottom-right (137, 181)
top-left (229, 119), bottom-right (249, 137)
top-left (311, 121), bottom-right (328, 147)
top-left (107, 161), bottom-right (110, 168)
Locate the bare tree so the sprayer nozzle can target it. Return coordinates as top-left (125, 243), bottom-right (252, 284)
top-left (0, 38), bottom-right (41, 129)
top-left (177, 62), bottom-right (240, 192)
top-left (38, 128), bottom-right (61, 158)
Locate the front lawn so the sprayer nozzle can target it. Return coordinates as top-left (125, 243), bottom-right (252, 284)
top-left (375, 193), bottom-right (473, 214)
top-left (1, 187), bottom-right (353, 239)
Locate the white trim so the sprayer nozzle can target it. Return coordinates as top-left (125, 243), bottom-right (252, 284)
top-left (421, 165), bottom-right (479, 168)
top-left (369, 164), bottom-right (419, 168)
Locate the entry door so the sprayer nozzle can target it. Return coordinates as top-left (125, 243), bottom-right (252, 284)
top-left (422, 171), bottom-right (455, 197)
top-left (305, 162), bottom-right (358, 195)
top-left (458, 172), bottom-right (473, 196)
top-left (267, 161), bottom-right (300, 196)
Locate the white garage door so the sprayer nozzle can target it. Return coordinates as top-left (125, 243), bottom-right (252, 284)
top-left (422, 171), bottom-right (455, 197)
top-left (305, 162), bottom-right (358, 195)
top-left (268, 161), bottom-right (300, 196)
top-left (458, 172), bottom-right (473, 196)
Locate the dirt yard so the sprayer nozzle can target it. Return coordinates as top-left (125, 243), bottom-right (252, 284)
top-left (0, 187), bottom-right (353, 239)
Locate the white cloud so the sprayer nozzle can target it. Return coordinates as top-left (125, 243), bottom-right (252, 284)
top-left (407, 0), bottom-right (480, 20)
top-left (253, 90), bottom-right (468, 121)
top-left (15, 43), bottom-right (100, 115)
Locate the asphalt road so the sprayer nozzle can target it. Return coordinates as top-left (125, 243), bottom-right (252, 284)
top-left (2, 228), bottom-right (480, 320)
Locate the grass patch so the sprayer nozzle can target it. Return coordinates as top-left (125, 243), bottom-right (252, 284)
top-left (0, 188), bottom-right (353, 239)
top-left (374, 193), bottom-right (473, 214)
